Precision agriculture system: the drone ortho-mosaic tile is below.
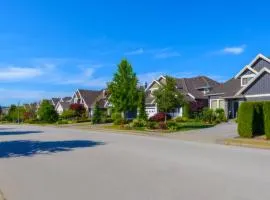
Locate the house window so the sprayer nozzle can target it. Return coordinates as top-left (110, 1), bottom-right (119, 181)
top-left (210, 99), bottom-right (225, 110)
top-left (219, 100), bottom-right (225, 109)
top-left (211, 100), bottom-right (218, 110)
top-left (241, 75), bottom-right (255, 86)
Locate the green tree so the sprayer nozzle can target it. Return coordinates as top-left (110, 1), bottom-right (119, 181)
top-left (153, 76), bottom-right (185, 122)
top-left (61, 109), bottom-right (76, 120)
top-left (38, 100), bottom-right (58, 123)
top-left (7, 105), bottom-right (17, 122)
top-left (107, 59), bottom-right (139, 119)
top-left (92, 103), bottom-right (102, 124)
top-left (137, 88), bottom-right (148, 120)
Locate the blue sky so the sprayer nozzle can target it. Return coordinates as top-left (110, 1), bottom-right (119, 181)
top-left (1, 0), bottom-right (270, 105)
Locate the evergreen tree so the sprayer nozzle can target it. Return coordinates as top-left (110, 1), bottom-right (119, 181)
top-left (38, 100), bottom-right (58, 123)
top-left (107, 59), bottom-right (139, 119)
top-left (153, 76), bottom-right (185, 122)
top-left (137, 88), bottom-right (148, 120)
top-left (92, 103), bottom-right (102, 124)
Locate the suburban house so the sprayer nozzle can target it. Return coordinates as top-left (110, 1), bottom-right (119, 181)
top-left (55, 101), bottom-right (71, 114)
top-left (51, 98), bottom-right (61, 108)
top-left (71, 89), bottom-right (107, 117)
top-left (145, 75), bottom-right (220, 117)
top-left (60, 97), bottom-right (72, 103)
top-left (207, 53), bottom-right (270, 119)
top-left (55, 97), bottom-right (72, 114)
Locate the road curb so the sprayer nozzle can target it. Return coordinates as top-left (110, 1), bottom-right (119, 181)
top-left (0, 190), bottom-right (6, 200)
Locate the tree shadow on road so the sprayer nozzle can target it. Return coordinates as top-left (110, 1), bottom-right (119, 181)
top-left (0, 130), bottom-right (43, 136)
top-left (0, 140), bottom-right (105, 158)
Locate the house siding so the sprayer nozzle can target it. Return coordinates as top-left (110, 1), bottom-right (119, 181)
top-left (251, 58), bottom-right (270, 72)
top-left (243, 72), bottom-right (270, 95)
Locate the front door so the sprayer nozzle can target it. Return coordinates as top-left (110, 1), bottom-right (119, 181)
top-left (233, 101), bottom-right (239, 118)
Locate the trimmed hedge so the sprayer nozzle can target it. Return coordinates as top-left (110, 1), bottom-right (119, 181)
top-left (238, 102), bottom-right (254, 138)
top-left (238, 102), bottom-right (264, 138)
top-left (263, 102), bottom-right (270, 139)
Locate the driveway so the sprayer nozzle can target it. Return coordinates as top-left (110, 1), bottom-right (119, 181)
top-left (0, 124), bottom-right (270, 200)
top-left (168, 121), bottom-right (238, 143)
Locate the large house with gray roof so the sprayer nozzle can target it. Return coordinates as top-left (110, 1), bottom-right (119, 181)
top-left (208, 54), bottom-right (270, 119)
top-left (145, 75), bottom-right (220, 117)
top-left (71, 89), bottom-right (107, 117)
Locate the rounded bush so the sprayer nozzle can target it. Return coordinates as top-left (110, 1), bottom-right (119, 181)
top-left (149, 112), bottom-right (171, 122)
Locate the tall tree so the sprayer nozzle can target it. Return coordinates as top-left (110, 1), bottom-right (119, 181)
top-left (38, 100), bottom-right (58, 123)
top-left (107, 59), bottom-right (139, 119)
top-left (153, 76), bottom-right (185, 122)
top-left (92, 103), bottom-right (102, 124)
top-left (137, 88), bottom-right (148, 120)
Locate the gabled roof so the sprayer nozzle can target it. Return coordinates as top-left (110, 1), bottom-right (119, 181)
top-left (175, 76), bottom-right (220, 99)
top-left (145, 75), bottom-right (220, 103)
top-left (209, 53), bottom-right (270, 98)
top-left (77, 89), bottom-right (104, 108)
top-left (61, 97), bottom-right (72, 102)
top-left (236, 67), bottom-right (270, 96)
top-left (207, 78), bottom-right (241, 97)
top-left (56, 101), bottom-right (71, 110)
top-left (234, 54), bottom-right (270, 78)
top-left (51, 98), bottom-right (61, 106)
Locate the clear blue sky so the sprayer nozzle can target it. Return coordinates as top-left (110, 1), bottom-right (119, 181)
top-left (1, 0), bottom-right (270, 105)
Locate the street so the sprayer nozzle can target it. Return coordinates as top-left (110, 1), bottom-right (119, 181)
top-left (0, 124), bottom-right (269, 200)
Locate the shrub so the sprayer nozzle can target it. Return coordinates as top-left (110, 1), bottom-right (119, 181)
top-left (183, 103), bottom-right (191, 118)
top-left (61, 109), bottom-right (76, 120)
top-left (57, 120), bottom-right (69, 125)
top-left (263, 102), bottom-right (270, 139)
top-left (237, 102), bottom-right (264, 138)
top-left (111, 112), bottom-right (127, 125)
top-left (167, 121), bottom-right (178, 131)
top-left (215, 108), bottom-right (227, 122)
top-left (76, 119), bottom-right (91, 123)
top-left (149, 112), bottom-right (171, 122)
top-left (201, 108), bottom-right (216, 123)
top-left (130, 119), bottom-right (147, 128)
top-left (147, 121), bottom-right (158, 129)
top-left (70, 103), bottom-right (86, 118)
top-left (158, 122), bottom-right (168, 129)
top-left (174, 116), bottom-right (188, 122)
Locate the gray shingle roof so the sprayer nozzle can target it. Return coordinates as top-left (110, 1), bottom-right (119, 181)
top-left (145, 75), bottom-right (220, 104)
top-left (51, 98), bottom-right (61, 106)
top-left (58, 101), bottom-right (71, 110)
top-left (78, 89), bottom-right (105, 108)
top-left (175, 76), bottom-right (220, 99)
top-left (208, 78), bottom-right (241, 97)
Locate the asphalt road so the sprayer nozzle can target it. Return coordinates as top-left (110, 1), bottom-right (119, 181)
top-left (0, 124), bottom-right (269, 200)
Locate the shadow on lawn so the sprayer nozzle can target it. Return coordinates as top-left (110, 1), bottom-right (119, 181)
top-left (0, 130), bottom-right (43, 136)
top-left (0, 140), bottom-right (105, 158)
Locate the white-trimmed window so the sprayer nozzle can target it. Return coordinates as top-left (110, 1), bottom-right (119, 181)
top-left (210, 99), bottom-right (225, 110)
top-left (241, 74), bottom-right (255, 86)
